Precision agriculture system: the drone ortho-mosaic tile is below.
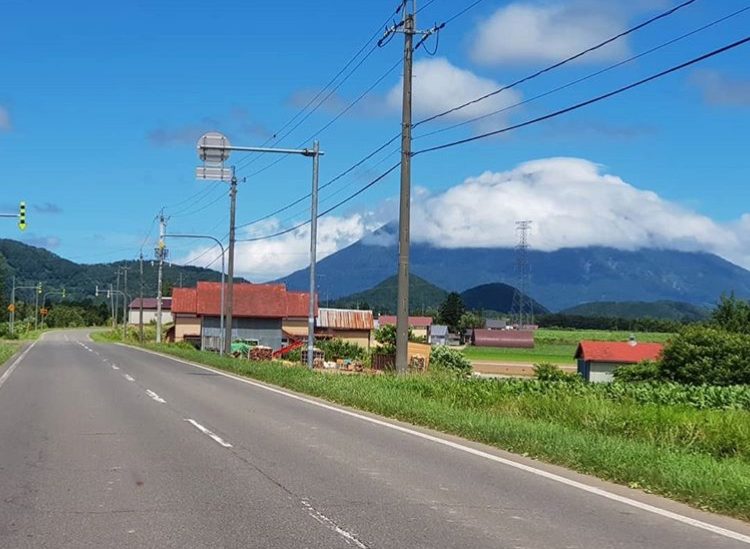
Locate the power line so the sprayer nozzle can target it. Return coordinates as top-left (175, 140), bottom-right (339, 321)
top-left (443, 0), bottom-right (488, 25)
top-left (244, 58), bottom-right (402, 179)
top-left (413, 35), bottom-right (750, 155)
top-left (234, 4), bottom-right (403, 172)
top-left (414, 4), bottom-right (750, 141)
top-left (412, 0), bottom-right (699, 128)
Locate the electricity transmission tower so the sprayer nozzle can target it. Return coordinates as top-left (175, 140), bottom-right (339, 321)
top-left (510, 220), bottom-right (533, 329)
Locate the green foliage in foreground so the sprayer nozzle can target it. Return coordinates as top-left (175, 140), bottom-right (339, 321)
top-left (430, 345), bottom-right (472, 374)
top-left (117, 341), bottom-right (750, 519)
top-left (0, 342), bottom-right (18, 365)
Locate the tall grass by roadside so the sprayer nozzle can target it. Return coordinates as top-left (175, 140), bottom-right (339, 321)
top-left (91, 332), bottom-right (750, 521)
top-left (0, 343), bottom-right (18, 365)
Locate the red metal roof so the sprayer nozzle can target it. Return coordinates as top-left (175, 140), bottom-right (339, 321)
top-left (575, 341), bottom-right (664, 364)
top-left (172, 282), bottom-right (315, 319)
top-left (378, 315), bottom-right (433, 328)
top-left (171, 288), bottom-right (197, 314)
top-left (318, 308), bottom-right (374, 330)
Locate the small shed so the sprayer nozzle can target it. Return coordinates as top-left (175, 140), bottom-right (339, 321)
top-left (472, 329), bottom-right (534, 348)
top-left (377, 315), bottom-right (433, 340)
top-left (484, 318), bottom-right (507, 330)
top-left (316, 308), bottom-right (374, 349)
top-left (429, 325), bottom-right (449, 346)
top-left (575, 340), bottom-right (664, 383)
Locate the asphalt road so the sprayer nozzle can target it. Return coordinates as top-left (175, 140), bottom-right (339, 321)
top-left (1, 330), bottom-right (749, 548)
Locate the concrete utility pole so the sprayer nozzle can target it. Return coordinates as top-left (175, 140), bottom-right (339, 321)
top-left (395, 3), bottom-right (416, 374)
top-left (34, 282), bottom-right (41, 331)
top-left (114, 268), bottom-right (121, 327)
top-left (156, 210), bottom-right (168, 344)
top-left (109, 284), bottom-right (115, 328)
top-left (121, 266), bottom-right (129, 339)
top-left (9, 276), bottom-right (15, 335)
top-left (225, 168), bottom-right (238, 355)
top-left (139, 253), bottom-right (144, 343)
top-left (307, 141), bottom-right (321, 369)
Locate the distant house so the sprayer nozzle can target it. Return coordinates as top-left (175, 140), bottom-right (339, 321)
top-left (316, 308), bottom-right (374, 349)
top-left (377, 315), bottom-right (433, 340)
top-left (128, 297), bottom-right (172, 326)
top-left (484, 318), bottom-right (507, 330)
top-left (171, 282), bottom-right (315, 351)
top-left (429, 324), bottom-right (449, 346)
top-left (575, 340), bottom-right (664, 383)
top-left (472, 329), bottom-right (534, 349)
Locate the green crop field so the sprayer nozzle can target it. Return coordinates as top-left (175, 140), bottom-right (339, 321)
top-left (462, 329), bottom-right (676, 364)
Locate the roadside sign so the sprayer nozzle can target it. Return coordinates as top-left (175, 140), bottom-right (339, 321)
top-left (40, 308), bottom-right (48, 317)
top-left (7, 303), bottom-right (15, 312)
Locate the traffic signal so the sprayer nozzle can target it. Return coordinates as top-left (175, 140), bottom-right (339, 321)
top-left (36, 282), bottom-right (42, 295)
top-left (18, 202), bottom-right (26, 231)
top-left (62, 288), bottom-right (66, 298)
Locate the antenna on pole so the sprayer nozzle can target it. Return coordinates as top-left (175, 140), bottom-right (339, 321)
top-left (510, 220), bottom-right (533, 329)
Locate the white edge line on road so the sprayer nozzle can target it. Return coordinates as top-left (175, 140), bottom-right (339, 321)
top-left (0, 338), bottom-right (42, 391)
top-left (123, 344), bottom-right (750, 544)
top-left (123, 374), bottom-right (135, 382)
top-left (301, 499), bottom-right (369, 549)
top-left (145, 389), bottom-right (166, 404)
top-left (184, 419), bottom-right (232, 448)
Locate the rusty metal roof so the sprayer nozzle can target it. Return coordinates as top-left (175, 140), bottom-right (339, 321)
top-left (317, 308), bottom-right (374, 330)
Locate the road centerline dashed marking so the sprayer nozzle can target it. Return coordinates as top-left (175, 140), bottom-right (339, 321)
top-left (123, 374), bottom-right (135, 382)
top-left (145, 389), bottom-right (166, 404)
top-left (185, 419), bottom-right (232, 448)
top-left (111, 364), bottom-right (120, 370)
top-left (301, 499), bottom-right (368, 549)
top-left (125, 344), bottom-right (750, 545)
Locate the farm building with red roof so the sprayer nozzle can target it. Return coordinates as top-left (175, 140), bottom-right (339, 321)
top-left (171, 281), bottom-right (315, 351)
top-left (575, 340), bottom-right (664, 383)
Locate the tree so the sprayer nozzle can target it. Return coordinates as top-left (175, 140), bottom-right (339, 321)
top-left (711, 294), bottom-right (750, 334)
top-left (374, 324), bottom-right (415, 354)
top-left (438, 292), bottom-right (466, 333)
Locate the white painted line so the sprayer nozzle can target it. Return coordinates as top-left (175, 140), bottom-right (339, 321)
top-left (184, 419), bottom-right (233, 448)
top-left (301, 499), bottom-right (368, 548)
top-left (0, 339), bottom-right (41, 392)
top-left (125, 344), bottom-right (750, 544)
top-left (111, 364), bottom-right (120, 370)
top-left (145, 389), bottom-right (166, 404)
top-left (123, 374), bottom-right (135, 382)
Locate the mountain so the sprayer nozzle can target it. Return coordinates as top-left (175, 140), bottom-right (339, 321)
top-left (277, 224), bottom-right (750, 311)
top-left (330, 274), bottom-right (448, 314)
top-left (0, 239), bottom-right (229, 302)
top-left (560, 300), bottom-right (710, 322)
top-left (460, 283), bottom-right (549, 314)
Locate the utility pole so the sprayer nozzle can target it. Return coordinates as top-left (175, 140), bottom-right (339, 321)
top-left (114, 268), bottom-right (121, 327)
top-left (139, 252), bottom-right (144, 343)
top-left (225, 168), bottom-right (237, 355)
top-left (9, 276), bottom-right (15, 335)
top-left (110, 284), bottom-right (115, 328)
top-left (34, 282), bottom-right (41, 331)
top-left (307, 141), bottom-right (320, 369)
top-left (156, 210), bottom-right (168, 344)
top-left (121, 266), bottom-right (129, 340)
top-left (395, 3), bottom-right (416, 374)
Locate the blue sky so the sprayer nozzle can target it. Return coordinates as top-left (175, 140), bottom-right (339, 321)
top-left (1, 0), bottom-right (749, 279)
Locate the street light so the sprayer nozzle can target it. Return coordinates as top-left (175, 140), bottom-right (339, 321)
top-left (195, 132), bottom-right (324, 367)
top-left (165, 233), bottom-right (226, 355)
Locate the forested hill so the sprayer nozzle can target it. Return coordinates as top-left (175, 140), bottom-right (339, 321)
top-left (0, 239), bottom-right (226, 303)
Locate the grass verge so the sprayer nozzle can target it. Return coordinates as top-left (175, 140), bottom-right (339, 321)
top-left (92, 332), bottom-right (750, 521)
top-left (0, 342), bottom-right (18, 366)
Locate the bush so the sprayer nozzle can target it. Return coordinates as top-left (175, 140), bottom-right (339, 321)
top-left (614, 360), bottom-right (662, 383)
top-left (431, 345), bottom-right (472, 374)
top-left (533, 362), bottom-right (580, 383)
top-left (317, 338), bottom-right (366, 362)
top-left (661, 326), bottom-right (750, 386)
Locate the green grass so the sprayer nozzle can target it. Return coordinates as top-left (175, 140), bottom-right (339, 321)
top-left (0, 342), bottom-right (18, 366)
top-left (462, 329), bottom-right (676, 364)
top-left (98, 334), bottom-right (750, 521)
top-left (463, 343), bottom-right (576, 364)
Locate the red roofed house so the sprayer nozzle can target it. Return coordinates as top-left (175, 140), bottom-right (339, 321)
top-left (377, 315), bottom-right (433, 341)
top-left (171, 281), bottom-right (315, 351)
top-left (575, 340), bottom-right (664, 383)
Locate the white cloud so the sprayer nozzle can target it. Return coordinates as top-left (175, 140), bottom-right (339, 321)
top-left (0, 106), bottom-right (11, 131)
top-left (386, 58), bottom-right (522, 122)
top-left (181, 158), bottom-right (750, 279)
top-left (471, 2), bottom-right (630, 66)
top-left (182, 214), bottom-right (381, 282)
